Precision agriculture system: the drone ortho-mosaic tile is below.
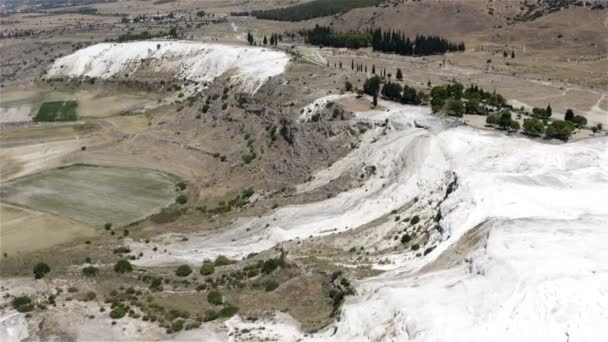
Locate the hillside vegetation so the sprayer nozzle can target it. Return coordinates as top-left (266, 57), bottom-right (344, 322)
top-left (251, 0), bottom-right (385, 22)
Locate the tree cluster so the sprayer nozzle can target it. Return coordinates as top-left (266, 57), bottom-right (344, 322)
top-left (251, 0), bottom-right (383, 22)
top-left (302, 25), bottom-right (371, 49)
top-left (370, 28), bottom-right (465, 56)
top-left (300, 26), bottom-right (464, 56)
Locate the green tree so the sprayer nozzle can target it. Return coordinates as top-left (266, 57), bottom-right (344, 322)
top-left (33, 262), bottom-right (50, 279)
top-left (401, 86), bottom-right (419, 105)
top-left (523, 117), bottom-right (545, 137)
top-left (263, 35), bottom-right (268, 45)
top-left (445, 98), bottom-right (464, 117)
top-left (207, 290), bottom-right (223, 305)
top-left (564, 108), bottom-right (574, 121)
top-left (175, 265), bottom-right (192, 277)
top-left (498, 111), bottom-right (513, 130)
top-left (546, 104), bottom-right (552, 118)
top-left (465, 98), bottom-right (480, 114)
top-left (381, 82), bottom-right (402, 101)
top-left (114, 259), bottom-right (133, 273)
top-left (364, 76), bottom-right (381, 107)
top-left (430, 86), bottom-right (448, 113)
top-left (396, 68), bottom-right (403, 80)
top-left (545, 120), bottom-right (575, 141)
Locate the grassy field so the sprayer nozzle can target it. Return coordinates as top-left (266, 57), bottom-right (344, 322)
top-left (0, 202), bottom-right (97, 256)
top-left (0, 165), bottom-right (178, 227)
top-left (34, 100), bottom-right (78, 122)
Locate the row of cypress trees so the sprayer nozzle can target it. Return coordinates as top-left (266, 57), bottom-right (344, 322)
top-left (370, 28), bottom-right (465, 55)
top-left (301, 25), bottom-right (464, 56)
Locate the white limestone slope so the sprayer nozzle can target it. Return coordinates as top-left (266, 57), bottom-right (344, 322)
top-left (124, 96), bottom-right (608, 341)
top-left (46, 41), bottom-right (290, 93)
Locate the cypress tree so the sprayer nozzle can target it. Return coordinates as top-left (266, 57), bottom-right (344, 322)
top-left (396, 68), bottom-right (403, 80)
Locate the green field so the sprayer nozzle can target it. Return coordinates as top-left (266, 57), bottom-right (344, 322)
top-left (0, 165), bottom-right (177, 227)
top-left (34, 100), bottom-right (78, 122)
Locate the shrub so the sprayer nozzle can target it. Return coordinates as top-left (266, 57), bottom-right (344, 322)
top-left (400, 234), bottom-right (411, 244)
top-left (176, 182), bottom-right (187, 190)
top-left (411, 244), bottom-right (420, 251)
top-left (33, 262), bottom-right (50, 279)
top-left (207, 290), bottom-right (223, 305)
top-left (219, 304), bottom-right (239, 317)
top-left (241, 152), bottom-right (257, 164)
top-left (486, 113), bottom-right (499, 126)
top-left (214, 255), bottom-right (234, 266)
top-left (572, 115), bottom-right (587, 128)
top-left (110, 307), bottom-right (126, 319)
top-left (84, 291), bottom-right (97, 301)
top-left (344, 81), bottom-right (353, 92)
top-left (149, 277), bottom-right (163, 291)
top-left (12, 296), bottom-right (34, 313)
top-left (114, 259), bottom-right (133, 273)
top-left (113, 246), bottom-right (131, 254)
top-left (510, 120), bottom-right (520, 131)
top-left (410, 216), bottom-right (420, 225)
top-left (176, 194), bottom-right (188, 204)
top-left (200, 263), bottom-right (215, 275)
top-left (104, 223), bottom-right (112, 230)
top-left (175, 265), bottom-right (192, 277)
top-left (82, 266), bottom-right (99, 277)
top-left (264, 280), bottom-right (279, 291)
top-left (261, 258), bottom-right (285, 274)
top-left (204, 310), bottom-right (219, 322)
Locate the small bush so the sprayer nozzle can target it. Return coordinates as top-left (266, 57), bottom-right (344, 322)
top-left (410, 216), bottom-right (420, 225)
top-left (33, 262), bottom-right (50, 279)
top-left (219, 304), bottom-right (239, 317)
top-left (104, 223), bottom-right (112, 230)
top-left (12, 296), bottom-right (34, 313)
top-left (204, 310), bottom-right (219, 322)
top-left (200, 263), bottom-right (215, 275)
top-left (261, 258), bottom-right (285, 274)
top-left (114, 259), bottom-right (133, 273)
top-left (207, 290), bottom-right (223, 305)
top-left (84, 291), bottom-right (97, 301)
top-left (110, 307), bottom-right (126, 319)
top-left (113, 246), bottom-right (131, 254)
top-left (264, 280), bottom-right (279, 291)
top-left (213, 255), bottom-right (234, 266)
top-left (175, 265), bottom-right (193, 277)
top-left (176, 194), bottom-right (188, 205)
